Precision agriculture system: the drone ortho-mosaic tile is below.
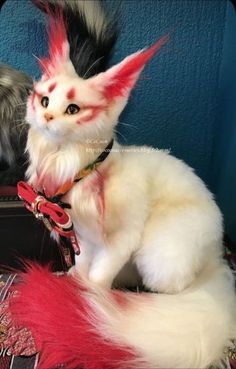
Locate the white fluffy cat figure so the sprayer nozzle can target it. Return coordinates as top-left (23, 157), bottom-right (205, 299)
top-left (11, 4), bottom-right (236, 369)
top-left (26, 19), bottom-right (222, 294)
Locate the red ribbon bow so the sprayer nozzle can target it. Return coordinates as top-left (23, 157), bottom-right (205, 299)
top-left (17, 181), bottom-right (80, 256)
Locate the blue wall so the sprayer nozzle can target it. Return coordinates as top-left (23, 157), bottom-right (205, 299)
top-left (0, 0), bottom-right (46, 78)
top-left (1, 1), bottom-right (235, 240)
top-left (0, 0), bottom-right (227, 183)
top-left (213, 1), bottom-right (236, 243)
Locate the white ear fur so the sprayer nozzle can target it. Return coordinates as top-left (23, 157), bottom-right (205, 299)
top-left (89, 50), bottom-right (145, 99)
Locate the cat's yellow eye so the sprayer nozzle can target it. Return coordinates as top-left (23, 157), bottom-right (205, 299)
top-left (41, 96), bottom-right (49, 108)
top-left (65, 104), bottom-right (80, 115)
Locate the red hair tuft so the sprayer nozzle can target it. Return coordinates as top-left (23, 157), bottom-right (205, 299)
top-left (38, 6), bottom-right (69, 76)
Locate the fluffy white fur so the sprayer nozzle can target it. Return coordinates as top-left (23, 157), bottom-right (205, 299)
top-left (27, 53), bottom-right (224, 293)
top-left (24, 27), bottom-right (236, 368)
top-left (81, 259), bottom-right (236, 368)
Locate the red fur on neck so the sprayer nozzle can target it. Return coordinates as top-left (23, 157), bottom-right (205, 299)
top-left (35, 173), bottom-right (58, 198)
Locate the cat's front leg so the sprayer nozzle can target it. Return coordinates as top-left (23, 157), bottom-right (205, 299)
top-left (68, 238), bottom-right (94, 279)
top-left (88, 232), bottom-right (140, 288)
top-left (26, 165), bottom-right (37, 186)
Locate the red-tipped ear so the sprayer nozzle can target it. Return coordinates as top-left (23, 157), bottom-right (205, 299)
top-left (91, 35), bottom-right (168, 100)
top-left (38, 7), bottom-right (73, 77)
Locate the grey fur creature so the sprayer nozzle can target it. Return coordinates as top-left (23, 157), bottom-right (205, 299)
top-left (0, 64), bottom-right (32, 185)
top-left (0, 0), bottom-right (117, 186)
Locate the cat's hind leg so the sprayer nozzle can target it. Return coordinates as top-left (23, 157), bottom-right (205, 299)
top-left (135, 202), bottom-right (223, 293)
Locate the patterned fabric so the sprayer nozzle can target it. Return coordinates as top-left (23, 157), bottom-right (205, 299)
top-left (0, 249), bottom-right (236, 369)
top-left (0, 274), bottom-right (37, 369)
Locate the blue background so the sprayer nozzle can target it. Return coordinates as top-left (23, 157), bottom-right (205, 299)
top-left (1, 0), bottom-right (235, 242)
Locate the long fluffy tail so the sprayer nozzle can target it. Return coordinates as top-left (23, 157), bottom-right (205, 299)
top-left (32, 0), bottom-right (117, 78)
top-left (9, 260), bottom-right (236, 369)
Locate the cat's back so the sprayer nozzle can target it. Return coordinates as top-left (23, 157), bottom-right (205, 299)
top-left (118, 143), bottom-right (216, 206)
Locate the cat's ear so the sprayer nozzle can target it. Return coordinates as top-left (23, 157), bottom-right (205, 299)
top-left (89, 35), bottom-right (168, 100)
top-left (38, 9), bottom-right (75, 78)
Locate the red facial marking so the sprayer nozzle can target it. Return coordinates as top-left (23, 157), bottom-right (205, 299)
top-left (34, 89), bottom-right (43, 99)
top-left (82, 103), bottom-right (107, 110)
top-left (76, 107), bottom-right (103, 125)
top-left (31, 91), bottom-right (36, 111)
top-left (66, 88), bottom-right (75, 100)
top-left (31, 89), bottom-right (43, 111)
top-left (48, 82), bottom-right (57, 93)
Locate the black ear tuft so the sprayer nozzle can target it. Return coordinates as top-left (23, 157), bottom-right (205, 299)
top-left (0, 0), bottom-right (7, 10)
top-left (230, 0), bottom-right (236, 10)
top-left (32, 0), bottom-right (119, 79)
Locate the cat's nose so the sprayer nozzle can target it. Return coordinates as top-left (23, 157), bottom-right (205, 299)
top-left (44, 112), bottom-right (54, 122)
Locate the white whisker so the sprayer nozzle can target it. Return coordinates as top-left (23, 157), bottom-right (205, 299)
top-left (114, 129), bottom-right (128, 143)
top-left (32, 53), bottom-right (41, 63)
top-left (12, 121), bottom-right (26, 127)
top-left (118, 120), bottom-right (138, 129)
top-left (13, 102), bottom-right (27, 108)
top-left (12, 120), bottom-right (25, 124)
top-left (32, 53), bottom-right (51, 77)
top-left (18, 124), bottom-right (27, 141)
top-left (83, 57), bottom-right (104, 79)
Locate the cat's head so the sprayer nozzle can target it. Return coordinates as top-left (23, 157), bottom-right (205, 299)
top-left (26, 12), bottom-right (167, 144)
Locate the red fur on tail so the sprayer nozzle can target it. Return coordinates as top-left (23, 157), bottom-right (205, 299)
top-left (9, 264), bottom-right (136, 369)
